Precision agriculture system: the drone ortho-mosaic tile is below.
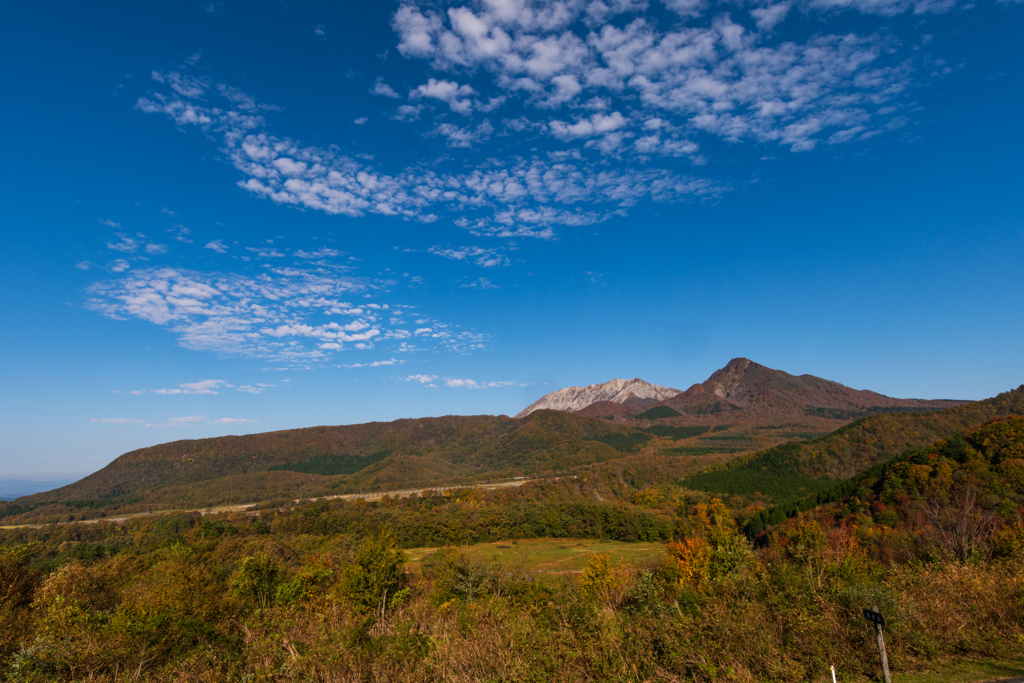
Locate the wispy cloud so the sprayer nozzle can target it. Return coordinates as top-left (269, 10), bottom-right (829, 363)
top-left (236, 383), bottom-right (274, 394)
top-left (428, 245), bottom-right (509, 267)
top-left (400, 374), bottom-right (529, 389)
top-left (107, 235), bottom-right (139, 253)
top-left (342, 358), bottom-right (405, 368)
top-left (205, 240), bottom-right (229, 253)
top-left (393, 0), bottom-right (919, 154)
top-left (372, 77), bottom-right (402, 98)
top-left (460, 277), bottom-right (500, 289)
top-left (85, 263), bottom-right (487, 360)
top-left (136, 70), bottom-right (723, 238)
top-left (443, 378), bottom-right (530, 389)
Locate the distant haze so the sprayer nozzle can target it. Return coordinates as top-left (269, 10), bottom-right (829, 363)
top-left (0, 480), bottom-right (74, 501)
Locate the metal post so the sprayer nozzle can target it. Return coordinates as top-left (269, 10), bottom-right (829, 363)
top-left (831, 664), bottom-right (837, 683)
top-left (873, 606), bottom-right (892, 683)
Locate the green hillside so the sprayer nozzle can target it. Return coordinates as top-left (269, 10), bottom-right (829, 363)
top-left (756, 414), bottom-right (1024, 547)
top-left (681, 385), bottom-right (1024, 500)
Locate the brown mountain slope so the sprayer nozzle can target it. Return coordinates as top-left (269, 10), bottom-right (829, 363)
top-left (8, 411), bottom-right (645, 512)
top-left (573, 401), bottom-right (641, 419)
top-left (663, 358), bottom-right (965, 418)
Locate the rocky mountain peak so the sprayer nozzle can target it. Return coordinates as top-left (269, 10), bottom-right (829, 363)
top-left (515, 378), bottom-right (681, 418)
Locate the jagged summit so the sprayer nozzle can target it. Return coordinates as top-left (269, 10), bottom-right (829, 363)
top-left (515, 378), bottom-right (681, 418)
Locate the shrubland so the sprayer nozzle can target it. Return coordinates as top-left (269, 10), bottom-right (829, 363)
top-left (3, 419), bottom-right (1024, 681)
top-left (3, 397), bottom-right (1024, 681)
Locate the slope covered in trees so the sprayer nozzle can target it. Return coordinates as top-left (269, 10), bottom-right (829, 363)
top-left (680, 385), bottom-right (1024, 499)
top-left (3, 411), bottom-right (656, 519)
top-left (749, 414), bottom-right (1024, 541)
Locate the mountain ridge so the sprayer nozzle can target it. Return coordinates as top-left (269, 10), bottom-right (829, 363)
top-left (515, 378), bottom-right (681, 418)
top-left (523, 358), bottom-right (964, 421)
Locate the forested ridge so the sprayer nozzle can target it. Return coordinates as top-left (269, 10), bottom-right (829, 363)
top-left (680, 384), bottom-right (1024, 498)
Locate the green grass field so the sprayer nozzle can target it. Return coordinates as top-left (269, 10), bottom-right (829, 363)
top-left (403, 537), bottom-right (666, 575)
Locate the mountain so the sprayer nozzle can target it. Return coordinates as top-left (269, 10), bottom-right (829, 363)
top-left (2, 411), bottom-right (655, 520)
top-left (663, 358), bottom-right (963, 418)
top-left (682, 384), bottom-right (1024, 499)
top-left (516, 378), bottom-right (681, 418)
top-left (516, 359), bottom-right (963, 422)
top-left (2, 359), bottom-right (986, 525)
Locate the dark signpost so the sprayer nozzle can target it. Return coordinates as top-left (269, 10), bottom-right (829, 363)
top-left (863, 607), bottom-right (892, 683)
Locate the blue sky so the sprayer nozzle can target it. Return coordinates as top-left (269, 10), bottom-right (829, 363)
top-left (1, 0), bottom-right (1022, 479)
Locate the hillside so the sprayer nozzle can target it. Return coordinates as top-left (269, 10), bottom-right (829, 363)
top-left (681, 384), bottom-right (1024, 501)
top-left (756, 414), bottom-right (1024, 552)
top-left (3, 410), bottom-right (655, 518)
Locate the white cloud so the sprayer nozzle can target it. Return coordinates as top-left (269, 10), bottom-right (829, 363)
top-left (86, 265), bottom-right (487, 360)
top-left (387, 0), bottom-right (921, 154)
top-left (236, 383), bottom-right (272, 393)
top-left (428, 245), bottom-right (509, 267)
top-left (342, 358), bottom-right (405, 367)
top-left (212, 417), bottom-right (257, 424)
top-left (205, 240), bottom-right (229, 253)
top-left (75, 261), bottom-right (92, 270)
top-left (372, 77), bottom-right (403, 98)
top-left (137, 70), bottom-right (725, 239)
top-left (109, 260), bottom-right (131, 273)
top-left (91, 417), bottom-right (144, 424)
top-left (808, 0), bottom-right (955, 15)
top-left (403, 373), bottom-right (437, 383)
top-left (181, 379), bottom-right (232, 394)
top-left (751, 3), bottom-right (791, 31)
top-left (246, 247), bottom-right (286, 259)
top-left (107, 236), bottom-right (139, 253)
top-left (145, 244), bottom-right (169, 255)
top-left (461, 277), bottom-right (500, 289)
top-left (411, 78), bottom-right (477, 114)
top-left (549, 111), bottom-right (627, 139)
top-left (663, 0), bottom-right (706, 17)
top-left (294, 247), bottom-right (340, 259)
top-left (169, 226), bottom-right (194, 243)
top-left (391, 103), bottom-right (423, 121)
top-left (444, 378), bottom-right (478, 388)
top-left (432, 120), bottom-right (495, 147)
top-left (443, 377), bottom-right (529, 388)
top-left (354, 117), bottom-right (369, 125)
top-left (168, 415), bottom-right (206, 426)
